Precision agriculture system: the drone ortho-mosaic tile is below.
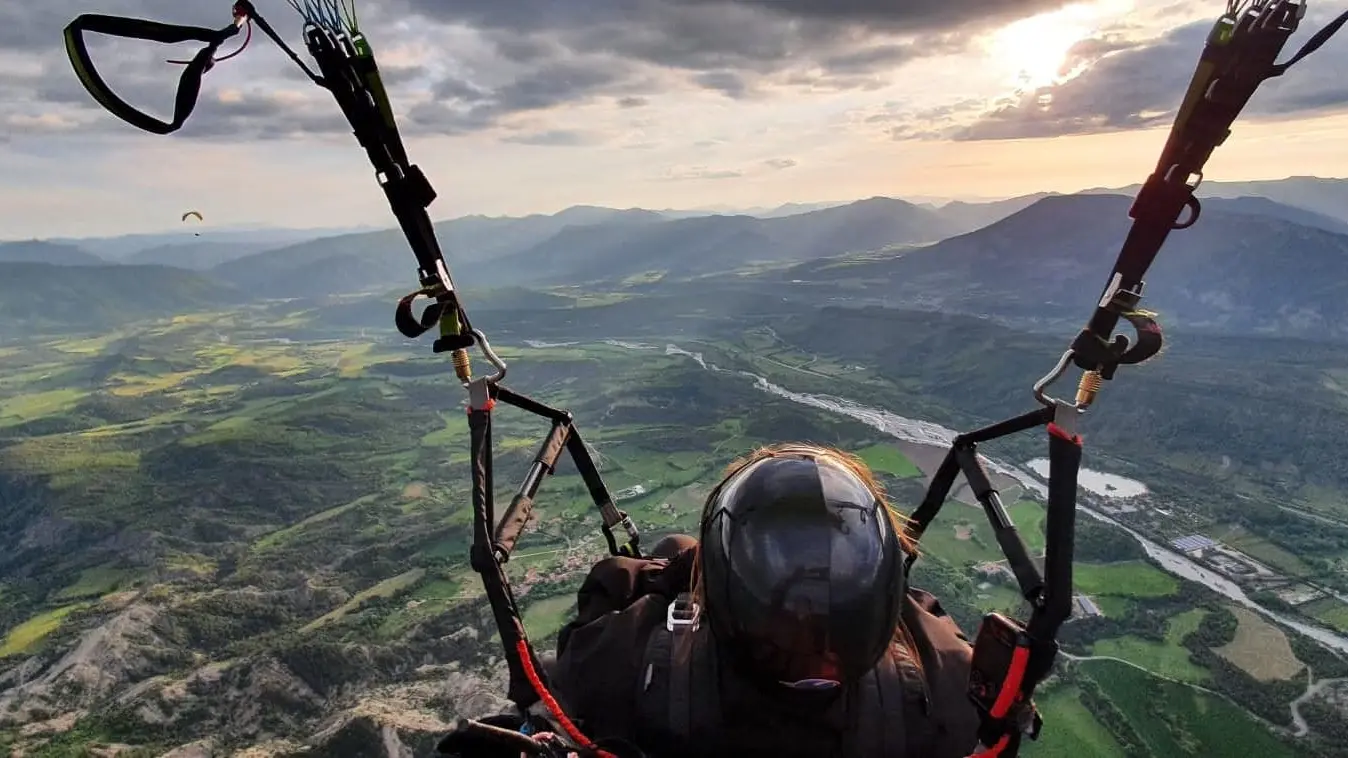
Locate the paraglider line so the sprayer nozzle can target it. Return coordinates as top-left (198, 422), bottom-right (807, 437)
top-left (167, 19), bottom-right (252, 65)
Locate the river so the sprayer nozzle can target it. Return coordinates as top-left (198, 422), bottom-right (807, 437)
top-left (578, 341), bottom-right (1348, 655)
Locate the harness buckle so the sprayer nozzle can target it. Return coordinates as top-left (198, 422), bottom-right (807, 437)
top-left (666, 593), bottom-right (701, 633)
top-left (466, 377), bottom-right (493, 412)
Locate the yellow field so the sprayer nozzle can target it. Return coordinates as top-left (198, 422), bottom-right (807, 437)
top-left (1215, 605), bottom-right (1304, 681)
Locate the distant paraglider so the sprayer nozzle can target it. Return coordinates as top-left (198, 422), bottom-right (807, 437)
top-left (182, 210), bottom-right (203, 236)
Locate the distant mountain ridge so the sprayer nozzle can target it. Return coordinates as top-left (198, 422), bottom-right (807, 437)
top-left (11, 177), bottom-right (1348, 342)
top-left (0, 263), bottom-right (244, 336)
top-left (125, 241), bottom-right (285, 270)
top-left (211, 196), bottom-right (962, 296)
top-left (1082, 176), bottom-right (1348, 227)
top-left (775, 193), bottom-right (1348, 341)
top-left (0, 240), bottom-right (105, 266)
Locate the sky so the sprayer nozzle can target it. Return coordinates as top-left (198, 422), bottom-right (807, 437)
top-left (4, 0), bottom-right (1348, 238)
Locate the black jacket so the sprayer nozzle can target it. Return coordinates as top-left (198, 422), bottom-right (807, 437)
top-left (552, 549), bottom-right (981, 758)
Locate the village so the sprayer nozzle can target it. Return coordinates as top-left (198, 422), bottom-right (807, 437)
top-left (1168, 533), bottom-right (1335, 607)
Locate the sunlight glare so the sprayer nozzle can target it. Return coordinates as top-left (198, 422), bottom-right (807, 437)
top-left (986, 10), bottom-right (1096, 90)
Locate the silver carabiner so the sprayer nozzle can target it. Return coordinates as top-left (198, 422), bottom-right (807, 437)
top-left (470, 328), bottom-right (508, 385)
top-left (1032, 349), bottom-right (1076, 409)
top-left (1033, 348), bottom-right (1088, 436)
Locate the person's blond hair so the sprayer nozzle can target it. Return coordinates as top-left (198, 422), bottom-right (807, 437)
top-left (681, 442), bottom-right (922, 671)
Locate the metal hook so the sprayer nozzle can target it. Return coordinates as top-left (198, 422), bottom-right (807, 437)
top-left (470, 328), bottom-right (508, 385)
top-left (1032, 349), bottom-right (1079, 410)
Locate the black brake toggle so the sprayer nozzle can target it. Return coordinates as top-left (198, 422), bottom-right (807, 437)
top-left (394, 292), bottom-right (440, 339)
top-left (434, 332), bottom-right (476, 353)
top-left (1070, 286), bottom-right (1164, 377)
top-left (395, 289), bottom-right (455, 339)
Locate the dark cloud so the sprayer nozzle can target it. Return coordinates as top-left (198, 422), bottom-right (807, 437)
top-left (763, 158), bottom-right (797, 170)
top-left (820, 44), bottom-right (922, 75)
top-left (953, 6), bottom-right (1348, 142)
top-left (693, 71), bottom-right (750, 99)
top-left (381, 0), bottom-right (1073, 100)
top-left (0, 0), bottom-right (226, 53)
top-left (671, 0), bottom-right (1076, 30)
top-left (406, 58), bottom-right (648, 135)
top-left (37, 0), bottom-right (1330, 149)
top-left (382, 0), bottom-right (1075, 37)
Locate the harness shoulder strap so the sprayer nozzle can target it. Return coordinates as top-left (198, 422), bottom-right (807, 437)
top-left (849, 649), bottom-right (933, 758)
top-left (637, 594), bottom-right (719, 755)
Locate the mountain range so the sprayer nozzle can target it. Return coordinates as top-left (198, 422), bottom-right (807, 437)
top-left (0, 241), bottom-right (105, 267)
top-left (1086, 176), bottom-right (1348, 228)
top-left (770, 193), bottom-right (1348, 340)
top-left (9, 176), bottom-right (1348, 342)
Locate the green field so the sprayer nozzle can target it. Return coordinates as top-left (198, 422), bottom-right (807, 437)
top-left (301, 568), bottom-right (426, 632)
top-left (1300, 596), bottom-right (1348, 633)
top-left (1026, 685), bottom-right (1128, 758)
top-left (1080, 659), bottom-right (1299, 758)
top-left (521, 594), bottom-right (579, 641)
top-left (0, 604), bottom-right (90, 657)
top-left (1091, 609), bottom-right (1209, 682)
top-left (1075, 561), bottom-right (1179, 599)
top-left (855, 443), bottom-right (922, 478)
top-left (52, 566), bottom-right (135, 601)
top-left (916, 500), bottom-right (1048, 567)
top-left (0, 300), bottom-right (1335, 757)
top-left (1206, 524), bottom-right (1315, 577)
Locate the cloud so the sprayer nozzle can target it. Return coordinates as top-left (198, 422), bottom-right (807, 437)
top-left (693, 70), bottom-right (754, 99)
top-left (500, 128), bottom-right (605, 146)
top-left (662, 165), bottom-right (745, 181)
top-left (661, 155), bottom-right (799, 180)
top-left (376, 0), bottom-right (1076, 106)
top-left (951, 6), bottom-right (1348, 142)
top-left (5, 0), bottom-right (1083, 146)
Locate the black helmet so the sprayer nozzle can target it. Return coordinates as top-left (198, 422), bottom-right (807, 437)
top-left (699, 449), bottom-right (907, 687)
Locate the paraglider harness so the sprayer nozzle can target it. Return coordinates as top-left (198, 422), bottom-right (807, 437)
top-left (60, 1), bottom-right (1347, 756)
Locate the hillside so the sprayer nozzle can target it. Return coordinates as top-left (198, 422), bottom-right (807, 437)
top-left (1197, 177), bottom-right (1348, 225)
top-left (930, 192), bottom-right (1055, 235)
top-left (211, 189), bottom-right (1348, 301)
top-left (0, 263), bottom-right (243, 335)
top-left (449, 196), bottom-right (964, 288)
top-left (125, 240), bottom-right (282, 270)
top-left (211, 206), bottom-right (663, 298)
top-left (777, 193), bottom-right (1348, 340)
top-left (47, 228), bottom-right (357, 262)
top-left (1084, 176), bottom-right (1348, 226)
top-left (1201, 195), bottom-right (1348, 235)
top-left (0, 241), bottom-right (104, 266)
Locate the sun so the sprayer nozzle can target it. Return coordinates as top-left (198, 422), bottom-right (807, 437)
top-left (986, 10), bottom-right (1094, 90)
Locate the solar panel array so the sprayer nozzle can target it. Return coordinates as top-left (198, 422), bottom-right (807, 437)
top-left (1171, 535), bottom-right (1217, 552)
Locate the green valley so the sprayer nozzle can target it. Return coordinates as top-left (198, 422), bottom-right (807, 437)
top-left (0, 286), bottom-right (1344, 756)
